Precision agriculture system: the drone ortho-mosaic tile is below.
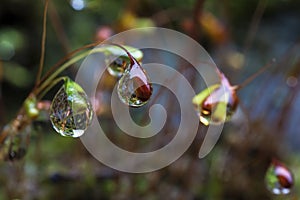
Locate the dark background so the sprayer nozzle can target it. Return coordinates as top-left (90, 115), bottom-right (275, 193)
top-left (0, 0), bottom-right (300, 199)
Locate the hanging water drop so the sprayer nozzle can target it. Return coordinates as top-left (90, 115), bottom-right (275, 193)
top-left (49, 78), bottom-right (93, 137)
top-left (106, 56), bottom-right (130, 78)
top-left (265, 159), bottom-right (294, 195)
top-left (104, 45), bottom-right (143, 78)
top-left (118, 62), bottom-right (152, 107)
top-left (192, 72), bottom-right (238, 126)
top-left (111, 44), bottom-right (152, 107)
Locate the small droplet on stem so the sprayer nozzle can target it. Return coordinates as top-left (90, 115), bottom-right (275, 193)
top-left (106, 56), bottom-right (130, 78)
top-left (265, 159), bottom-right (294, 195)
top-left (24, 96), bottom-right (39, 119)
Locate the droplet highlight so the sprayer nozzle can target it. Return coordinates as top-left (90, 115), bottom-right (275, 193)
top-left (49, 78), bottom-right (93, 137)
top-left (265, 159), bottom-right (294, 195)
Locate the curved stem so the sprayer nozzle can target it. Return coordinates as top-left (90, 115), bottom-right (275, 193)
top-left (36, 0), bottom-right (49, 86)
top-left (37, 41), bottom-right (103, 88)
top-left (36, 50), bottom-right (90, 96)
top-left (34, 43), bottom-right (138, 98)
top-left (35, 45), bottom-right (119, 97)
top-left (36, 76), bottom-right (67, 100)
top-left (235, 59), bottom-right (276, 91)
top-left (108, 43), bottom-right (136, 65)
top-left (36, 42), bottom-right (139, 94)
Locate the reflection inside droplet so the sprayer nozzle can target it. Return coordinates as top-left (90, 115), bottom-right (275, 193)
top-left (106, 56), bottom-right (130, 78)
top-left (272, 188), bottom-right (290, 195)
top-left (49, 79), bottom-right (93, 137)
top-left (117, 62), bottom-right (152, 107)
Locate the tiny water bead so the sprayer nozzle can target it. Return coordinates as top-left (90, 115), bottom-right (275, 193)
top-left (265, 159), bottom-right (294, 195)
top-left (104, 45), bottom-right (143, 78)
top-left (192, 72), bottom-right (238, 126)
top-left (106, 56), bottom-right (130, 78)
top-left (49, 78), bottom-right (93, 137)
top-left (24, 96), bottom-right (39, 119)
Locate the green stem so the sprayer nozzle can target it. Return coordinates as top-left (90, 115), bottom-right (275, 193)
top-left (36, 0), bottom-right (49, 86)
top-left (36, 76), bottom-right (68, 100)
top-left (36, 51), bottom-right (88, 95)
top-left (35, 47), bottom-right (110, 97)
top-left (37, 41), bottom-right (103, 88)
top-left (34, 43), bottom-right (143, 99)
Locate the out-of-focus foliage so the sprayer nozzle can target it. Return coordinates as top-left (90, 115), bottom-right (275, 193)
top-left (0, 0), bottom-right (300, 199)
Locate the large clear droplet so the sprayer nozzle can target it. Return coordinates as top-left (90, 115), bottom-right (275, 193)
top-left (265, 159), bottom-right (294, 195)
top-left (106, 56), bottom-right (130, 78)
top-left (50, 78), bottom-right (93, 137)
top-left (117, 62), bottom-right (152, 107)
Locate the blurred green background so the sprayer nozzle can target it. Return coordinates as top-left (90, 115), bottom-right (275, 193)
top-left (0, 0), bottom-right (300, 199)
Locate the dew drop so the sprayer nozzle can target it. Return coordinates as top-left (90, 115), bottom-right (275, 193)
top-left (24, 96), bottom-right (39, 119)
top-left (117, 58), bottom-right (152, 107)
top-left (192, 72), bottom-right (238, 126)
top-left (49, 78), bottom-right (93, 137)
top-left (106, 56), bottom-right (130, 78)
top-left (265, 159), bottom-right (294, 195)
top-left (112, 44), bottom-right (152, 107)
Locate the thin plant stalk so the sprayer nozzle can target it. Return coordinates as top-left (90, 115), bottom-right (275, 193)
top-left (36, 0), bottom-right (49, 86)
top-left (234, 59), bottom-right (275, 91)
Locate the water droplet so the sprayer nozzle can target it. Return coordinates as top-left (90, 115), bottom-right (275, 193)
top-left (192, 73), bottom-right (238, 125)
top-left (117, 59), bottom-right (152, 107)
top-left (50, 78), bottom-right (93, 137)
top-left (24, 96), bottom-right (39, 119)
top-left (106, 56), bottom-right (130, 78)
top-left (104, 45), bottom-right (143, 78)
top-left (265, 159), bottom-right (294, 195)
